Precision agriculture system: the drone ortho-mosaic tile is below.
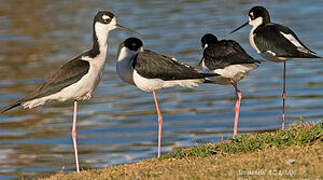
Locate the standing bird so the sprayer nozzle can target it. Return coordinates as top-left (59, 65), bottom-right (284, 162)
top-left (199, 33), bottom-right (260, 137)
top-left (1, 11), bottom-right (134, 173)
top-left (230, 6), bottom-right (320, 129)
top-left (116, 37), bottom-right (218, 158)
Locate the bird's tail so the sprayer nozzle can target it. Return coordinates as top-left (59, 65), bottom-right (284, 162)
top-left (1, 103), bottom-right (21, 113)
top-left (285, 52), bottom-right (322, 59)
top-left (303, 53), bottom-right (321, 58)
top-left (203, 79), bottom-right (217, 84)
top-left (296, 50), bottom-right (321, 58)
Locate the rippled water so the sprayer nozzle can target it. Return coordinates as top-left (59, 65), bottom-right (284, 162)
top-left (0, 0), bottom-right (323, 179)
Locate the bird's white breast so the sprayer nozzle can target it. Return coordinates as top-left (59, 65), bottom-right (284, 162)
top-left (116, 61), bottom-right (135, 85)
top-left (201, 58), bottom-right (208, 69)
top-left (248, 16), bottom-right (264, 54)
top-left (249, 27), bottom-right (261, 54)
top-left (116, 47), bottom-right (139, 85)
top-left (81, 52), bottom-right (108, 93)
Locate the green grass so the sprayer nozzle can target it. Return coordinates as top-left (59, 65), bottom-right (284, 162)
top-left (162, 121), bottom-right (322, 159)
top-left (40, 121), bottom-right (323, 180)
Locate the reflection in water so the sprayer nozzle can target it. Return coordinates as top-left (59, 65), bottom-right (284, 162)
top-left (1, 0), bottom-right (323, 179)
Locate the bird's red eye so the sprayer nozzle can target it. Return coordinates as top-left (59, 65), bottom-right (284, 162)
top-left (104, 18), bottom-right (111, 24)
top-left (249, 13), bottom-right (254, 19)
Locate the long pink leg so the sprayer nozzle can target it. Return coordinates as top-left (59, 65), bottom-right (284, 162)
top-left (282, 61), bottom-right (287, 130)
top-left (232, 83), bottom-right (242, 138)
top-left (153, 91), bottom-right (163, 158)
top-left (72, 100), bottom-right (80, 173)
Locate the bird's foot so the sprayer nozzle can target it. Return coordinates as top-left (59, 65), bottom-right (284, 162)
top-left (82, 92), bottom-right (92, 100)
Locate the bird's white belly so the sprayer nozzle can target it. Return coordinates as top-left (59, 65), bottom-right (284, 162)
top-left (133, 70), bottom-right (165, 92)
top-left (210, 64), bottom-right (258, 84)
top-left (260, 52), bottom-right (289, 63)
top-left (133, 70), bottom-right (203, 92)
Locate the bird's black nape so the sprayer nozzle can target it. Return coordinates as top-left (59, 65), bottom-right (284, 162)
top-left (1, 103), bottom-right (21, 113)
top-left (201, 33), bottom-right (218, 48)
top-left (123, 37), bottom-right (143, 51)
top-left (249, 6), bottom-right (271, 24)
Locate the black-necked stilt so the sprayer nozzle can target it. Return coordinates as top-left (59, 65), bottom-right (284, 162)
top-left (199, 33), bottom-right (260, 137)
top-left (116, 37), bottom-right (218, 158)
top-left (1, 11), bottom-right (135, 173)
top-left (230, 6), bottom-right (321, 129)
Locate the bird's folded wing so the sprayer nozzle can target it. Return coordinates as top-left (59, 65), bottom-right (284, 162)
top-left (134, 50), bottom-right (217, 81)
top-left (254, 24), bottom-right (316, 57)
top-left (22, 58), bottom-right (90, 102)
top-left (203, 41), bottom-right (259, 70)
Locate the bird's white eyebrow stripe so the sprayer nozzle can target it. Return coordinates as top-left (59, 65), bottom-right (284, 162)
top-left (102, 15), bottom-right (111, 20)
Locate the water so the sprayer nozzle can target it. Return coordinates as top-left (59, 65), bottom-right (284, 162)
top-left (0, 0), bottom-right (323, 179)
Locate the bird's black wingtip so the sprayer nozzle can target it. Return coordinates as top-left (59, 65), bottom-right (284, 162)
top-left (254, 59), bottom-right (262, 64)
top-left (1, 103), bottom-right (21, 113)
top-left (305, 49), bottom-right (321, 58)
top-left (204, 79), bottom-right (213, 84)
top-left (311, 54), bottom-right (321, 58)
top-left (304, 53), bottom-right (321, 59)
top-left (204, 79), bottom-right (217, 84)
top-left (205, 72), bottom-right (220, 77)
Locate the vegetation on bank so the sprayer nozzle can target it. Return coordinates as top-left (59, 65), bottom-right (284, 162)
top-left (40, 121), bottom-right (322, 180)
top-left (162, 120), bottom-right (322, 159)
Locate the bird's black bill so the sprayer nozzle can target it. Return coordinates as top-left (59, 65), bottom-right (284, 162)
top-left (1, 103), bottom-right (21, 113)
top-left (230, 21), bottom-right (248, 34)
top-left (116, 24), bottom-right (140, 34)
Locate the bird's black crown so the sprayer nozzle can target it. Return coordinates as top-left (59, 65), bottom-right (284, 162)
top-left (249, 6), bottom-right (271, 24)
top-left (201, 33), bottom-right (218, 48)
top-left (124, 37), bottom-right (143, 51)
top-left (94, 11), bottom-right (115, 24)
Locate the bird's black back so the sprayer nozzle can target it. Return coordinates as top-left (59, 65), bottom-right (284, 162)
top-left (254, 23), bottom-right (319, 58)
top-left (203, 40), bottom-right (260, 70)
top-left (134, 50), bottom-right (217, 81)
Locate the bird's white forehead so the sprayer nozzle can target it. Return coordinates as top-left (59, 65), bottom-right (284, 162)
top-left (250, 12), bottom-right (254, 17)
top-left (102, 15), bottom-right (111, 20)
top-left (110, 17), bottom-right (117, 25)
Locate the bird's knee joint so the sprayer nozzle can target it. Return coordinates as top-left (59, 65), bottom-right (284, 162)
top-left (282, 93), bottom-right (286, 99)
top-left (72, 130), bottom-right (77, 138)
top-left (158, 117), bottom-right (163, 124)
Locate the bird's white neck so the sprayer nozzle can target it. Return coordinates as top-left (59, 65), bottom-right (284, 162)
top-left (117, 47), bottom-right (138, 62)
top-left (116, 47), bottom-right (138, 85)
top-left (249, 17), bottom-right (263, 53)
top-left (249, 16), bottom-right (263, 29)
top-left (94, 22), bottom-right (110, 51)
